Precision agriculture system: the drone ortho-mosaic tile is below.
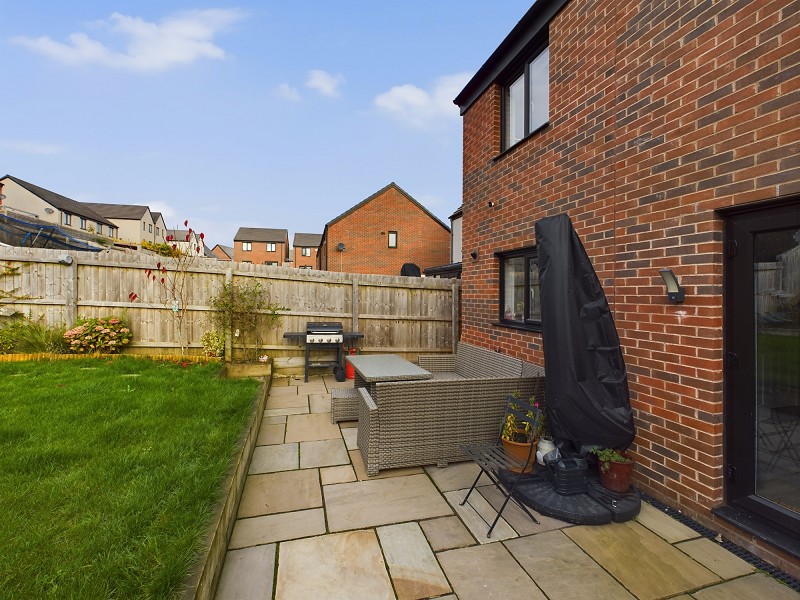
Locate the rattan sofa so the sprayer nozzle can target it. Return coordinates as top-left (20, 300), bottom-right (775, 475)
top-left (356, 372), bottom-right (546, 476)
top-left (418, 342), bottom-right (528, 380)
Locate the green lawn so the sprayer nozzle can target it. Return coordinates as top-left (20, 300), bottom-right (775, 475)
top-left (0, 357), bottom-right (260, 599)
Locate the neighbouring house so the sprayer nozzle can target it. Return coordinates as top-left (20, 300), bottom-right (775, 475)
top-left (292, 233), bottom-right (321, 270)
top-left (83, 203), bottom-right (162, 245)
top-left (211, 244), bottom-right (234, 261)
top-left (233, 227), bottom-right (290, 265)
top-left (165, 229), bottom-right (204, 257)
top-left (425, 205), bottom-right (463, 279)
top-left (318, 182), bottom-right (451, 275)
top-left (150, 212), bottom-right (167, 243)
top-left (0, 175), bottom-right (118, 240)
top-left (455, 0), bottom-right (800, 575)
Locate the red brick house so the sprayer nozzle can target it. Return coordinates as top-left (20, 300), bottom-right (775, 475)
top-left (293, 233), bottom-right (321, 269)
top-left (455, 0), bottom-right (799, 574)
top-left (233, 227), bottom-right (289, 265)
top-left (211, 244), bottom-right (233, 261)
top-left (318, 182), bottom-right (451, 275)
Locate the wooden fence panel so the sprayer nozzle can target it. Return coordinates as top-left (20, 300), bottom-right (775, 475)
top-left (0, 247), bottom-right (459, 357)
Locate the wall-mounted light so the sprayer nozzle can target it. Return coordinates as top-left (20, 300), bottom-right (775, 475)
top-left (488, 201), bottom-right (495, 207)
top-left (336, 242), bottom-right (346, 252)
top-left (44, 207), bottom-right (54, 214)
top-left (470, 251), bottom-right (478, 260)
top-left (659, 269), bottom-right (685, 303)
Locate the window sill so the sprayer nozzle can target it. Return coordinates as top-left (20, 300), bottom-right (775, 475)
top-left (494, 122), bottom-right (550, 162)
top-left (491, 321), bottom-right (542, 334)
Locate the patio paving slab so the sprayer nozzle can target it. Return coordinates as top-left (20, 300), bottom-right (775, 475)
top-left (238, 469), bottom-right (322, 518)
top-left (348, 449), bottom-right (424, 480)
top-left (324, 474), bottom-right (452, 531)
top-left (266, 386), bottom-right (300, 398)
top-left (264, 406), bottom-right (308, 417)
top-left (284, 412), bottom-right (342, 442)
top-left (262, 415), bottom-right (287, 424)
top-left (479, 483), bottom-right (568, 536)
top-left (265, 395), bottom-right (308, 411)
top-left (341, 426), bottom-right (358, 450)
top-left (215, 544), bottom-right (276, 600)
top-left (309, 393), bottom-right (331, 413)
top-left (248, 443), bottom-right (298, 474)
top-left (297, 382), bottom-right (328, 395)
top-left (675, 537), bottom-right (756, 579)
top-left (505, 529), bottom-right (635, 600)
top-left (437, 542), bottom-right (546, 600)
top-left (320, 464), bottom-right (357, 485)
top-left (256, 422), bottom-right (284, 445)
top-left (376, 522), bottom-right (451, 599)
top-left (275, 530), bottom-right (394, 600)
top-left (228, 508), bottom-right (326, 549)
top-left (691, 573), bottom-right (800, 599)
top-left (425, 461), bottom-right (484, 492)
top-left (565, 520), bottom-right (720, 600)
top-left (339, 419), bottom-right (358, 429)
top-left (443, 489), bottom-right (517, 543)
top-left (419, 515), bottom-right (476, 551)
top-left (300, 438), bottom-right (350, 469)
top-left (635, 502), bottom-right (699, 543)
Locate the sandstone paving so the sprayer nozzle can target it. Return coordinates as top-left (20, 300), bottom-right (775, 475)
top-left (309, 393), bottom-right (332, 413)
top-left (248, 443), bottom-right (298, 474)
top-left (264, 406), bottom-right (309, 417)
top-left (265, 393), bottom-right (308, 410)
top-left (376, 522), bottom-right (451, 599)
top-left (425, 461), bottom-right (484, 492)
top-left (275, 530), bottom-right (395, 600)
top-left (341, 426), bottom-right (358, 450)
top-left (565, 520), bottom-right (720, 599)
top-left (284, 412), bottom-right (342, 442)
top-left (349, 449), bottom-right (424, 480)
top-left (215, 544), bottom-right (276, 600)
top-left (266, 385), bottom-right (300, 398)
top-left (675, 537), bottom-right (756, 580)
top-left (691, 573), bottom-right (800, 600)
top-left (256, 422), bottom-right (285, 445)
top-left (635, 502), bottom-right (699, 543)
top-left (324, 474), bottom-right (452, 531)
top-left (479, 483), bottom-right (568, 536)
top-left (320, 464), bottom-right (357, 485)
top-left (262, 415), bottom-right (287, 424)
top-left (443, 489), bottom-right (518, 543)
top-left (300, 438), bottom-right (350, 469)
top-left (505, 529), bottom-right (635, 600)
top-left (339, 419), bottom-right (358, 429)
top-left (437, 542), bottom-right (547, 600)
top-left (297, 382), bottom-right (328, 395)
top-left (238, 468), bottom-right (322, 518)
top-left (419, 515), bottom-right (476, 551)
top-left (228, 508), bottom-right (326, 549)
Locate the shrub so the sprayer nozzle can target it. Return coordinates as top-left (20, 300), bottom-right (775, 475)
top-left (201, 330), bottom-right (225, 357)
top-left (0, 318), bottom-right (68, 354)
top-left (64, 316), bottom-right (132, 354)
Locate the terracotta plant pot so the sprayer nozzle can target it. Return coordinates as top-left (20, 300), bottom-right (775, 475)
top-left (501, 437), bottom-right (538, 473)
top-left (598, 451), bottom-right (634, 493)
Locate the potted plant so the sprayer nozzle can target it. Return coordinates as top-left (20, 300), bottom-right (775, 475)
top-left (591, 447), bottom-right (634, 493)
top-left (501, 395), bottom-right (545, 473)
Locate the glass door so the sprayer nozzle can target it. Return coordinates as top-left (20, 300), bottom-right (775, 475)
top-left (725, 202), bottom-right (800, 534)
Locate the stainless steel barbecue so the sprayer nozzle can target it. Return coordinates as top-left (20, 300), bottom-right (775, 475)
top-left (283, 321), bottom-right (363, 382)
top-left (306, 322), bottom-right (344, 344)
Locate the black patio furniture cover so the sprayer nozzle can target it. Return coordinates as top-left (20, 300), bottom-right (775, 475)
top-left (535, 214), bottom-right (635, 453)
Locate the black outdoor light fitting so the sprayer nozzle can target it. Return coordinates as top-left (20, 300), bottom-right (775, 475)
top-left (470, 251), bottom-right (478, 260)
top-left (659, 268), bottom-right (685, 303)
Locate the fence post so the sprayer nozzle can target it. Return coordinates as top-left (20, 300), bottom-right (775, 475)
top-left (452, 281), bottom-right (459, 352)
top-left (352, 278), bottom-right (359, 336)
top-left (224, 268), bottom-right (232, 363)
top-left (64, 256), bottom-right (78, 325)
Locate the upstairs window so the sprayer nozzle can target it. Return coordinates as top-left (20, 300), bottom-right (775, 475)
top-left (498, 247), bottom-right (541, 329)
top-left (79, 217), bottom-right (86, 230)
top-left (155, 227), bottom-right (160, 236)
top-left (148, 224), bottom-right (153, 233)
top-left (301, 247), bottom-right (311, 257)
top-left (97, 224), bottom-right (103, 235)
top-left (503, 46), bottom-right (549, 150)
top-left (388, 231), bottom-right (398, 248)
top-left (143, 222), bottom-right (147, 231)
top-left (63, 213), bottom-right (72, 226)
top-left (242, 242), bottom-right (252, 251)
top-left (266, 242), bottom-right (276, 252)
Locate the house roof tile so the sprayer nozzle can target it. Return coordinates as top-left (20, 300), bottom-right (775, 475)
top-left (234, 227), bottom-right (288, 242)
top-left (293, 233), bottom-right (322, 247)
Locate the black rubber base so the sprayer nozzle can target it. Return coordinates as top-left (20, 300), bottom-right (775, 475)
top-left (498, 469), bottom-right (641, 525)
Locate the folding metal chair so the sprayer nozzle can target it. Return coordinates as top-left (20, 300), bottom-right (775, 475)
top-left (460, 396), bottom-right (542, 537)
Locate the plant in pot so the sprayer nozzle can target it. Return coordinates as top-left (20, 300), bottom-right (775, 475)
top-left (590, 447), bottom-right (634, 493)
top-left (501, 395), bottom-right (545, 473)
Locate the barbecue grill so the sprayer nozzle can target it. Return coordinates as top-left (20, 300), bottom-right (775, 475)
top-left (283, 322), bottom-right (363, 382)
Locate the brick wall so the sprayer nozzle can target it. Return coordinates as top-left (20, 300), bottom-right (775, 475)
top-left (233, 241), bottom-right (287, 265)
top-left (324, 185), bottom-right (451, 275)
top-left (461, 0), bottom-right (799, 560)
top-left (293, 247), bottom-right (318, 268)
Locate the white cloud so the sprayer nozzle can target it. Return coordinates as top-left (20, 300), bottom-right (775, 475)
top-left (0, 140), bottom-right (64, 155)
top-left (374, 72), bottom-right (472, 130)
top-left (306, 69), bottom-right (345, 97)
top-left (276, 83), bottom-right (301, 101)
top-left (10, 9), bottom-right (245, 72)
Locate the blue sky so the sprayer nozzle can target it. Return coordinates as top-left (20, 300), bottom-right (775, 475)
top-left (2, 2), bottom-right (532, 248)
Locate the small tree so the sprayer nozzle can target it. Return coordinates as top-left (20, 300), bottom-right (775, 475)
top-left (129, 221), bottom-right (204, 356)
top-left (208, 280), bottom-right (284, 362)
top-left (0, 263), bottom-right (27, 305)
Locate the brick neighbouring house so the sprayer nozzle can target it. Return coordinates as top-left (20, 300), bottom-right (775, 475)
top-left (211, 244), bottom-right (234, 261)
top-left (233, 227), bottom-right (290, 265)
top-left (293, 233), bottom-right (322, 269)
top-left (318, 182), bottom-right (451, 275)
top-left (455, 0), bottom-right (799, 574)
